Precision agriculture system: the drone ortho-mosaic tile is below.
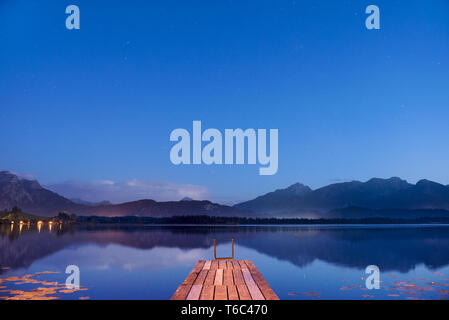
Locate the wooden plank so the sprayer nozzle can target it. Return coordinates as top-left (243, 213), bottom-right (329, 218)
top-left (214, 285), bottom-right (227, 300)
top-left (182, 272), bottom-right (198, 286)
top-left (244, 260), bottom-right (257, 269)
top-left (218, 260), bottom-right (227, 269)
top-left (226, 261), bottom-right (234, 269)
top-left (203, 260), bottom-right (212, 270)
top-left (238, 260), bottom-right (248, 269)
top-left (232, 260), bottom-right (241, 269)
top-left (186, 284), bottom-right (202, 300)
top-left (233, 268), bottom-right (245, 286)
top-left (193, 260), bottom-right (206, 272)
top-left (242, 268), bottom-right (265, 300)
top-left (236, 284), bottom-right (252, 300)
top-left (171, 285), bottom-right (192, 300)
top-left (199, 285), bottom-right (214, 300)
top-left (194, 269), bottom-right (208, 285)
top-left (182, 260), bottom-right (205, 285)
top-left (210, 260), bottom-right (218, 270)
top-left (214, 269), bottom-right (223, 285)
top-left (228, 285), bottom-right (239, 300)
top-left (204, 269), bottom-right (216, 286)
top-left (223, 269), bottom-right (234, 286)
top-left (171, 260), bottom-right (206, 300)
top-left (182, 272), bottom-right (199, 286)
top-left (245, 261), bottom-right (279, 300)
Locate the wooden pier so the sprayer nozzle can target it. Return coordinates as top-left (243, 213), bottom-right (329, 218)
top-left (171, 260), bottom-right (279, 300)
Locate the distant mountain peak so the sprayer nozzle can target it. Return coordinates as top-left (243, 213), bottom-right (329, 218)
top-left (0, 171), bottom-right (19, 181)
top-left (181, 197), bottom-right (194, 201)
top-left (416, 179), bottom-right (440, 185)
top-left (0, 171), bottom-right (74, 215)
top-left (415, 179), bottom-right (446, 191)
top-left (234, 182), bottom-right (313, 213)
top-left (366, 177), bottom-right (409, 185)
top-left (0, 170), bottom-right (37, 182)
top-left (284, 183), bottom-right (313, 195)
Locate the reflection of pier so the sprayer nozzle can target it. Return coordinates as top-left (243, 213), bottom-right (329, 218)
top-left (171, 260), bottom-right (279, 300)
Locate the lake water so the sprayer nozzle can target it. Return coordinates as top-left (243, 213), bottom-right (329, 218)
top-left (1, 224), bottom-right (449, 300)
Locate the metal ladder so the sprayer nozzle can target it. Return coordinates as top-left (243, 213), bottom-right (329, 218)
top-left (213, 238), bottom-right (234, 260)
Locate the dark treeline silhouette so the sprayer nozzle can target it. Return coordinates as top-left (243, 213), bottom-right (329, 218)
top-left (76, 215), bottom-right (449, 225)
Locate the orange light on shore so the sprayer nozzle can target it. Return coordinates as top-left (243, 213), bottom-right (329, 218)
top-left (37, 221), bottom-right (43, 233)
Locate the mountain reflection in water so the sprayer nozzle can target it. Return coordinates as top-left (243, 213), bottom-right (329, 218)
top-left (1, 224), bottom-right (449, 299)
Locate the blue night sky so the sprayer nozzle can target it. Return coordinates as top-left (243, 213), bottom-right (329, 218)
top-left (1, 0), bottom-right (448, 204)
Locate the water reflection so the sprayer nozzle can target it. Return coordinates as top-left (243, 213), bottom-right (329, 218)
top-left (1, 224), bottom-right (449, 299)
top-left (1, 224), bottom-right (449, 274)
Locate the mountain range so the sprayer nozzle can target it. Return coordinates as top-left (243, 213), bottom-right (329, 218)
top-left (2, 170), bottom-right (449, 219)
top-left (235, 177), bottom-right (449, 217)
top-left (0, 171), bottom-right (246, 217)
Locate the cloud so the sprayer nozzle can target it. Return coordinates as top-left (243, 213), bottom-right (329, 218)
top-left (8, 171), bottom-right (36, 180)
top-left (45, 179), bottom-right (210, 204)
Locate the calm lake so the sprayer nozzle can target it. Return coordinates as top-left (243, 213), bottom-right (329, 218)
top-left (1, 224), bottom-right (449, 300)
